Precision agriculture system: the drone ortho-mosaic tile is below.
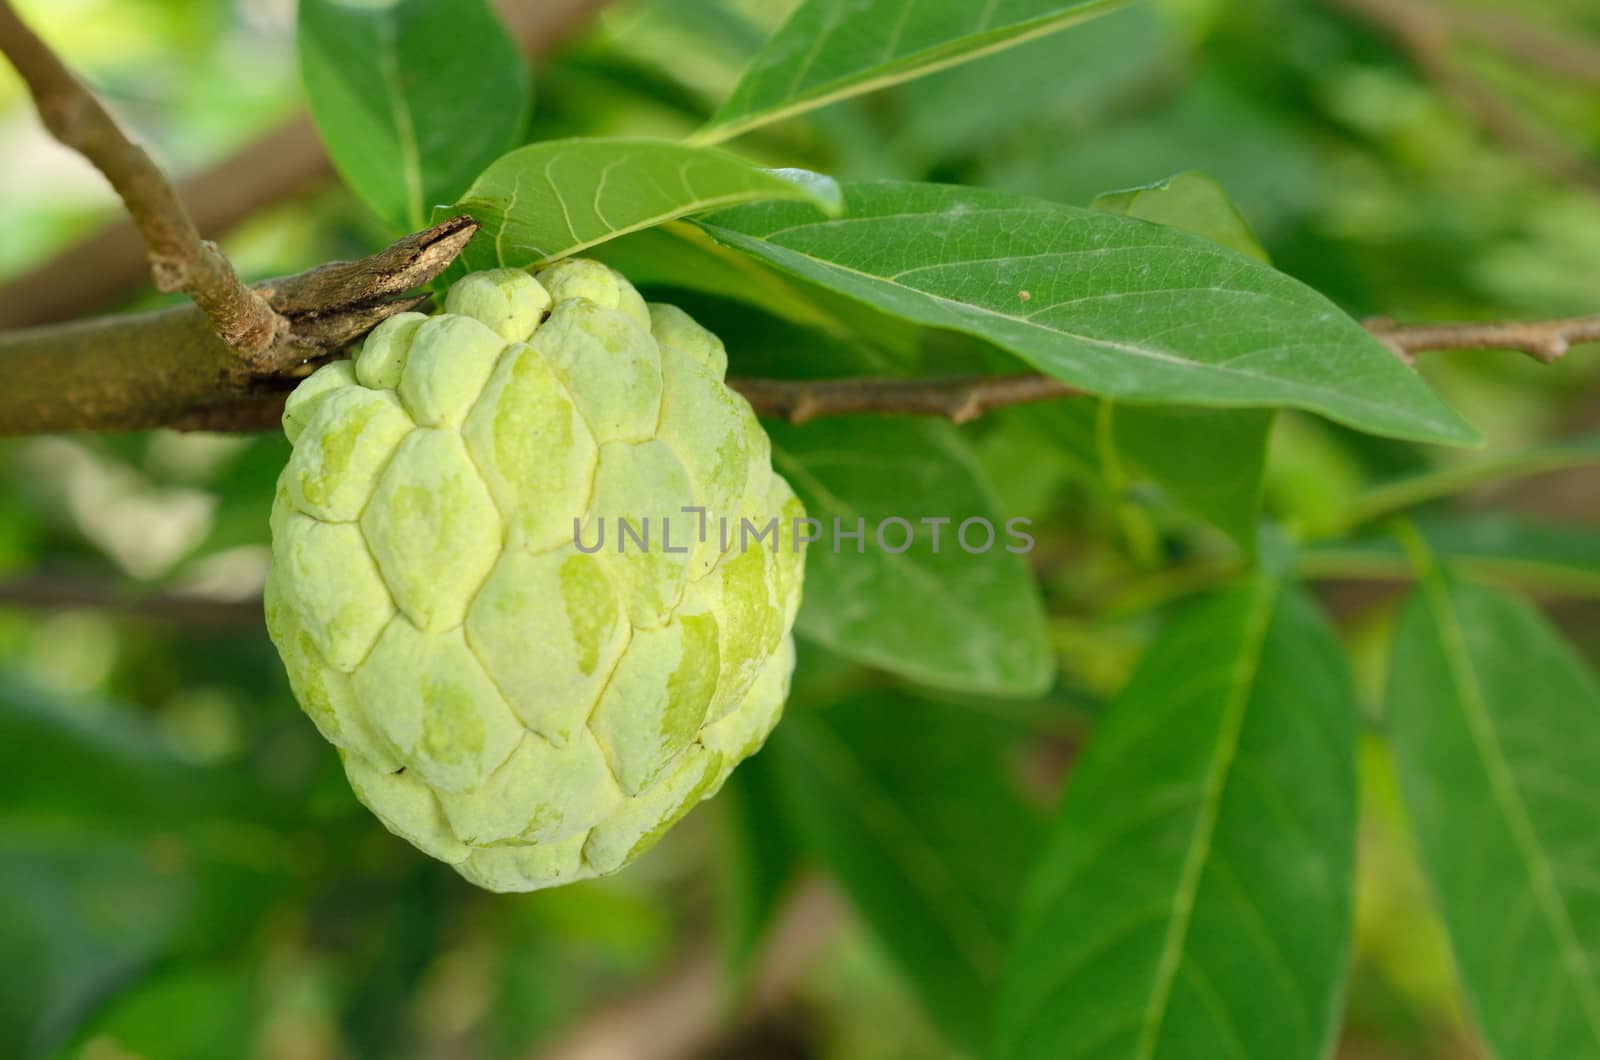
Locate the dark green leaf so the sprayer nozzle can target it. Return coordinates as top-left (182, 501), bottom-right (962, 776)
top-left (696, 0), bottom-right (1131, 143)
top-left (700, 182), bottom-right (1475, 446)
top-left (1388, 570), bottom-right (1600, 1059)
top-left (771, 692), bottom-right (1047, 1051)
top-left (299, 0), bottom-right (529, 230)
top-left (771, 417), bottom-right (1052, 696)
top-left (994, 579), bottom-right (1358, 1060)
top-left (453, 139), bottom-right (841, 270)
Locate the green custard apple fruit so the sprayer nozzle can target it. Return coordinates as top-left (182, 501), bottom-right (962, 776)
top-left (265, 259), bottom-right (805, 892)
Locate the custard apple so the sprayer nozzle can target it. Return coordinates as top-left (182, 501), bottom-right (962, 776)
top-left (265, 259), bottom-right (805, 891)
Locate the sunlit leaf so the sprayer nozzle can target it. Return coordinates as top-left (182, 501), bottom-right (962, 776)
top-left (453, 139), bottom-right (840, 269)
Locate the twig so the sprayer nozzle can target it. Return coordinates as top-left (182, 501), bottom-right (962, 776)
top-left (0, 302), bottom-right (1592, 433)
top-left (730, 373), bottom-right (1080, 424)
top-left (0, 1), bottom-right (285, 355)
top-left (1324, 0), bottom-right (1600, 196)
top-left (1365, 313), bottom-right (1600, 365)
top-left (737, 313), bottom-right (1600, 422)
top-left (0, 0), bottom-right (615, 330)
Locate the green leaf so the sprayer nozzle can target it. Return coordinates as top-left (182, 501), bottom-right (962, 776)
top-left (1092, 171), bottom-right (1271, 263)
top-left (770, 416), bottom-right (1052, 696)
top-left (699, 182), bottom-right (1476, 446)
top-left (993, 579), bottom-right (1358, 1060)
top-left (452, 139), bottom-right (841, 270)
top-left (299, 0), bottom-right (529, 231)
top-left (771, 692), bottom-right (1047, 1051)
top-left (1387, 569), bottom-right (1600, 1060)
top-left (695, 0), bottom-right (1131, 143)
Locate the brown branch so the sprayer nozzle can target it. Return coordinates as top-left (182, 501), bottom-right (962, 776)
top-left (1365, 313), bottom-right (1600, 365)
top-left (731, 373), bottom-right (1080, 424)
top-left (0, 0), bottom-right (615, 331)
top-left (0, 216), bottom-right (477, 434)
top-left (1, 302), bottom-right (1594, 434)
top-left (0, 1), bottom-right (285, 355)
top-left (1324, 0), bottom-right (1600, 196)
top-left (736, 314), bottom-right (1600, 423)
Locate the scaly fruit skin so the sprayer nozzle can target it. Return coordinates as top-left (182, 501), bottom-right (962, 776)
top-left (266, 261), bottom-right (804, 891)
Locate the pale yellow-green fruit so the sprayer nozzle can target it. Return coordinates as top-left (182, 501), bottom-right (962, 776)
top-left (266, 260), bottom-right (804, 891)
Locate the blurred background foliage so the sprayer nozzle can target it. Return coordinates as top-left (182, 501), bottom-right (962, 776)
top-left (0, 0), bottom-right (1596, 1057)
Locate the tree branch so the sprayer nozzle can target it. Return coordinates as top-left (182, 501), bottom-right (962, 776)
top-left (0, 216), bottom-right (477, 434)
top-left (1365, 312), bottom-right (1600, 365)
top-left (0, 0), bottom-right (615, 331)
top-left (0, 304), bottom-right (1593, 434)
top-left (730, 373), bottom-right (1081, 424)
top-left (0, 1), bottom-right (285, 355)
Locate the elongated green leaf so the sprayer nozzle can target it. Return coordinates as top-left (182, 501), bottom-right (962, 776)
top-left (994, 579), bottom-right (1358, 1060)
top-left (453, 139), bottom-right (840, 270)
top-left (1388, 571), bottom-right (1600, 1060)
top-left (770, 416), bottom-right (1052, 695)
top-left (772, 692), bottom-right (1046, 1051)
top-left (300, 0), bottom-right (528, 231)
top-left (696, 0), bottom-right (1129, 143)
top-left (699, 182), bottom-right (1475, 446)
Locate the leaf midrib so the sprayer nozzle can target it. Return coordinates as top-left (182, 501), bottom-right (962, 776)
top-left (1134, 577), bottom-right (1278, 1060)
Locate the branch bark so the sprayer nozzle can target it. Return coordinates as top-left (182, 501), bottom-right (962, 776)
top-left (0, 0), bottom-right (614, 331)
top-left (0, 1), bottom-right (284, 354)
